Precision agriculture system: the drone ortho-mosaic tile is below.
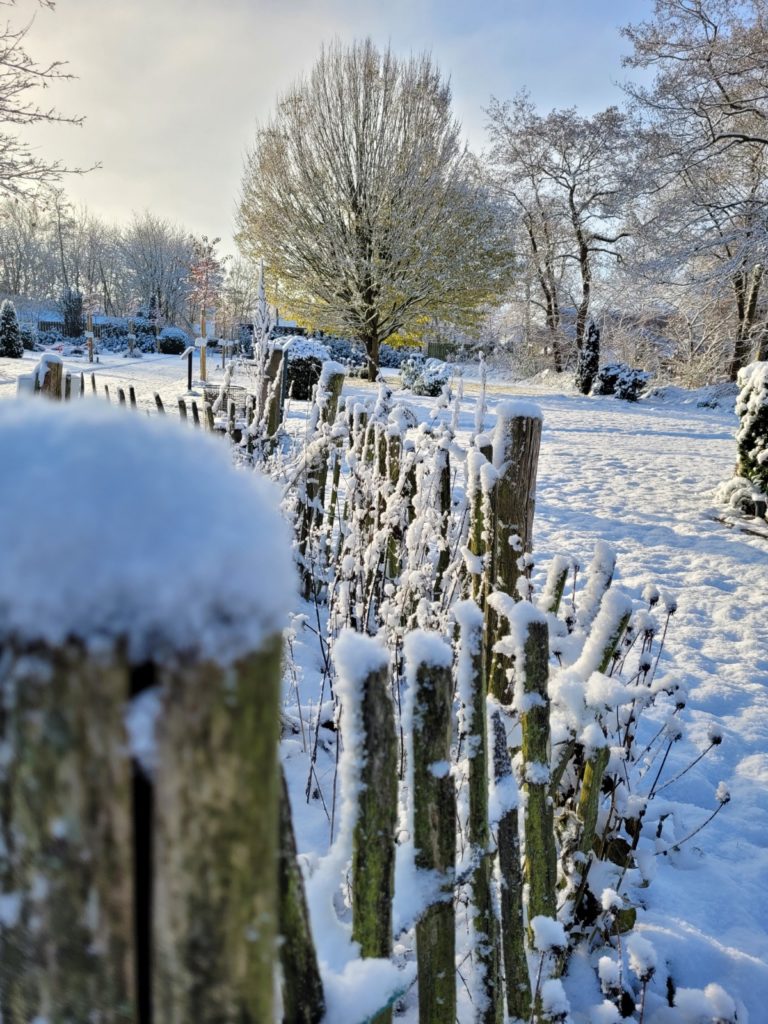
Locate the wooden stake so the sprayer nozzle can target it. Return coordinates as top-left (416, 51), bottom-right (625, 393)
top-left (409, 637), bottom-right (456, 1024)
top-left (0, 644), bottom-right (135, 1022)
top-left (491, 711), bottom-right (531, 1021)
top-left (456, 602), bottom-right (502, 1024)
top-left (278, 769), bottom-right (325, 1024)
top-left (153, 639), bottom-right (284, 1024)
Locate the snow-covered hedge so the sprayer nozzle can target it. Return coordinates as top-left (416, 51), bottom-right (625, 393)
top-left (285, 338), bottom-right (331, 401)
top-left (735, 360), bottom-right (768, 497)
top-left (593, 362), bottom-right (651, 402)
top-left (379, 343), bottom-right (413, 369)
top-left (158, 326), bottom-right (189, 354)
top-left (400, 355), bottom-right (451, 396)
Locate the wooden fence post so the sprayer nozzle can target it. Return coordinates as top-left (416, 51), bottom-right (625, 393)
top-left (487, 403), bottom-right (542, 701)
top-left (38, 354), bottom-right (63, 399)
top-left (0, 645), bottom-right (135, 1023)
top-left (278, 769), bottom-right (325, 1024)
top-left (153, 639), bottom-right (284, 1024)
top-left (334, 632), bottom-right (397, 1024)
top-left (0, 403), bottom-right (294, 1024)
top-left (455, 601), bottom-right (502, 1024)
top-left (490, 711), bottom-right (531, 1021)
top-left (405, 631), bottom-right (456, 1024)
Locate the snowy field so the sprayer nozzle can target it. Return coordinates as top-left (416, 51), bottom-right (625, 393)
top-left (2, 350), bottom-right (766, 1019)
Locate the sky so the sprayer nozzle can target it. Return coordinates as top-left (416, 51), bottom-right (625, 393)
top-left (18, 0), bottom-right (653, 253)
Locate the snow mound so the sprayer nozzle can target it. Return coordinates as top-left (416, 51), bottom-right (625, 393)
top-left (0, 400), bottom-right (295, 661)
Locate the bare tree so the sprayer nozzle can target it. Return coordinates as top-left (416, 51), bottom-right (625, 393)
top-left (622, 1), bottom-right (768, 378)
top-left (486, 94), bottom-right (639, 376)
top-left (120, 212), bottom-right (194, 324)
top-left (0, 0), bottom-right (88, 195)
top-left (237, 38), bottom-right (514, 377)
top-left (623, 0), bottom-right (768, 153)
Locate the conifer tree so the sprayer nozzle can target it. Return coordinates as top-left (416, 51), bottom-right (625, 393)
top-left (0, 299), bottom-right (23, 358)
top-left (575, 321), bottom-right (600, 395)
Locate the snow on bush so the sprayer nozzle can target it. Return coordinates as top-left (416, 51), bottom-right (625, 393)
top-left (400, 355), bottom-right (451, 396)
top-left (285, 337), bottom-right (331, 401)
top-left (715, 360), bottom-right (768, 520)
top-left (735, 360), bottom-right (768, 496)
top-left (0, 299), bottom-right (23, 358)
top-left (0, 401), bottom-right (294, 661)
top-left (593, 362), bottom-right (651, 402)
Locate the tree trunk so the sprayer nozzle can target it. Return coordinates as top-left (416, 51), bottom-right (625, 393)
top-left (363, 334), bottom-right (380, 380)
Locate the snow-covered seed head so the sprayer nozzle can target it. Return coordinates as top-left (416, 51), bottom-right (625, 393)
top-left (626, 934), bottom-right (657, 983)
top-left (642, 583), bottom-right (660, 608)
top-left (530, 915), bottom-right (567, 954)
top-left (716, 781), bottom-right (731, 805)
top-left (598, 955), bottom-right (622, 997)
top-left (707, 723), bottom-right (723, 746)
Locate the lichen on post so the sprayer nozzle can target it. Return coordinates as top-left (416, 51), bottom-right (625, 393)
top-left (490, 710), bottom-right (530, 1022)
top-left (487, 402), bottom-right (542, 698)
top-left (490, 597), bottom-right (557, 926)
top-left (0, 401), bottom-right (295, 1024)
top-left (404, 630), bottom-right (456, 1024)
top-left (454, 601), bottom-right (502, 1024)
top-left (333, 631), bottom-right (398, 1024)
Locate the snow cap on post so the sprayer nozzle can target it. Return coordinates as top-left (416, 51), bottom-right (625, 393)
top-left (491, 399), bottom-right (543, 469)
top-left (0, 401), bottom-right (295, 662)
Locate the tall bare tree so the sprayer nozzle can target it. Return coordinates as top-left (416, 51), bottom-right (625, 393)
top-left (623, 0), bottom-right (768, 378)
top-left (486, 94), bottom-right (639, 375)
top-left (237, 38), bottom-right (513, 377)
top-left (0, 0), bottom-right (87, 195)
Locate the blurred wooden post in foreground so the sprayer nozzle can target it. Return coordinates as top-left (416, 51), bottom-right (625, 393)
top-left (0, 403), bottom-right (300, 1024)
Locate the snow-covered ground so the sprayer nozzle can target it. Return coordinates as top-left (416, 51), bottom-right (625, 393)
top-left (2, 350), bottom-right (766, 1019)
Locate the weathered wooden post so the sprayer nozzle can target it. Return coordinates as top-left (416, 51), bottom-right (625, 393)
top-left (0, 402), bottom-right (295, 1024)
top-left (86, 312), bottom-right (94, 362)
top-left (404, 631), bottom-right (456, 1024)
top-left (36, 352), bottom-right (64, 399)
top-left (489, 597), bottom-right (557, 926)
top-left (333, 631), bottom-right (397, 1024)
top-left (487, 402), bottom-right (543, 701)
top-left (278, 769), bottom-right (325, 1024)
top-left (181, 346), bottom-right (194, 392)
top-left (491, 711), bottom-right (531, 1021)
top-left (455, 600), bottom-right (502, 1024)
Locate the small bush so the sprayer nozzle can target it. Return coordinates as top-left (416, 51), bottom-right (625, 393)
top-left (401, 355), bottom-right (451, 396)
top-left (593, 363), bottom-right (651, 402)
top-left (36, 328), bottom-right (64, 348)
top-left (286, 338), bottom-right (330, 401)
top-left (19, 326), bottom-right (36, 351)
top-left (326, 336), bottom-right (366, 368)
top-left (735, 360), bottom-right (768, 496)
top-left (379, 343), bottom-right (413, 369)
top-left (158, 327), bottom-right (188, 355)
